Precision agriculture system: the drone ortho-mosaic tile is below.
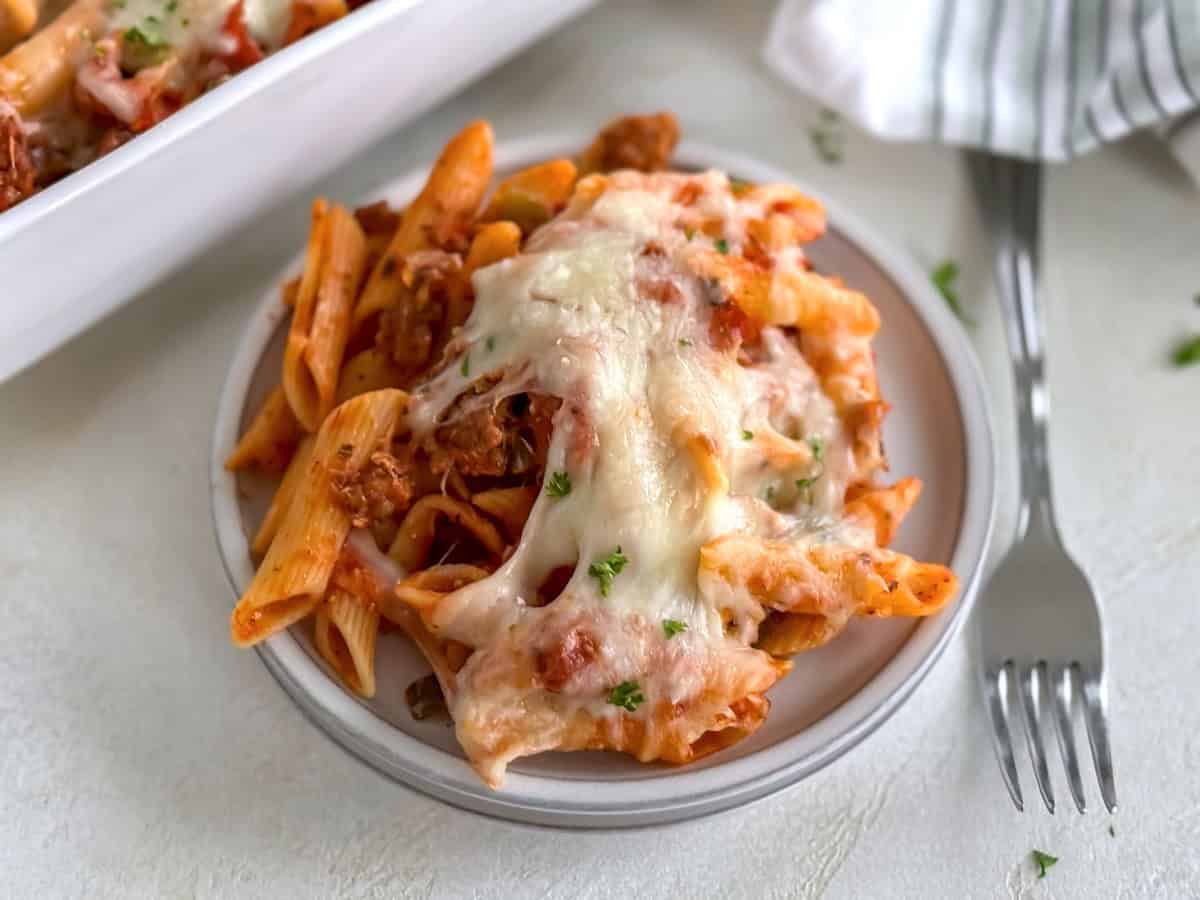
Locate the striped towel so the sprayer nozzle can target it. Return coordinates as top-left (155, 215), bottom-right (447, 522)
top-left (764, 0), bottom-right (1200, 173)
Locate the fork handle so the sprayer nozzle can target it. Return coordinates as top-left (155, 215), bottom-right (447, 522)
top-left (990, 160), bottom-right (1060, 542)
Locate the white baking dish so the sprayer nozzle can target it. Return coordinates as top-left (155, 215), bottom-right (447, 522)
top-left (0, 0), bottom-right (596, 384)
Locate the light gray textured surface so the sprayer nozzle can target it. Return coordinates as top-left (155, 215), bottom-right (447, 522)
top-left (3, 1), bottom-right (1199, 897)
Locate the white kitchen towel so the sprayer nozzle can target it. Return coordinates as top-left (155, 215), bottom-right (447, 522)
top-left (764, 0), bottom-right (1200, 176)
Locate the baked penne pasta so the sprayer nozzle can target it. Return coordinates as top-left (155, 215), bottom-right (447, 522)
top-left (0, 0), bottom-right (374, 212)
top-left (481, 159), bottom-right (577, 234)
top-left (230, 388), bottom-right (406, 647)
top-left (354, 120), bottom-right (494, 330)
top-left (227, 116), bottom-right (959, 789)
top-left (251, 434), bottom-right (314, 558)
top-left (283, 201), bottom-right (368, 431)
top-left (313, 587), bottom-right (379, 698)
top-left (0, 0), bottom-right (38, 55)
top-left (225, 385), bottom-right (304, 473)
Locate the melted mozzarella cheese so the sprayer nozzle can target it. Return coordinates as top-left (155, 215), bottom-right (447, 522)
top-left (107, 0), bottom-right (291, 53)
top-left (405, 172), bottom-right (871, 731)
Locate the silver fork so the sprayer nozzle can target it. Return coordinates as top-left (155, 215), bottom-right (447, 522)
top-left (967, 152), bottom-right (1116, 815)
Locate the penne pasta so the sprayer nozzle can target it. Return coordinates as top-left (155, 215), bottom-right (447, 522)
top-left (688, 249), bottom-right (881, 335)
top-left (469, 486), bottom-right (536, 542)
top-left (844, 478), bottom-right (922, 547)
top-left (230, 389), bottom-right (407, 647)
top-left (335, 347), bottom-right (407, 404)
top-left (283, 0), bottom-right (348, 46)
top-left (225, 386), bottom-right (305, 473)
top-left (0, 0), bottom-right (37, 55)
top-left (464, 221), bottom-right (521, 277)
top-left (251, 434), bottom-right (314, 558)
top-left (354, 120), bottom-right (494, 329)
top-left (481, 159), bottom-right (577, 234)
top-left (388, 494), bottom-right (505, 572)
top-left (283, 201), bottom-right (368, 431)
top-left (0, 0), bottom-right (106, 116)
top-left (313, 588), bottom-right (379, 698)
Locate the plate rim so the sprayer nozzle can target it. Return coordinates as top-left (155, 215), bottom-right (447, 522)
top-left (210, 134), bottom-right (996, 828)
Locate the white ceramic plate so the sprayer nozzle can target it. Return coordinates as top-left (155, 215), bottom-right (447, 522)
top-left (211, 136), bottom-right (996, 828)
top-left (0, 0), bottom-right (596, 385)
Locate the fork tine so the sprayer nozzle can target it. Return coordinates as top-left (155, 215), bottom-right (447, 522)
top-left (983, 661), bottom-right (1024, 811)
top-left (1082, 674), bottom-right (1118, 813)
top-left (1052, 664), bottom-right (1087, 813)
top-left (1017, 662), bottom-right (1055, 813)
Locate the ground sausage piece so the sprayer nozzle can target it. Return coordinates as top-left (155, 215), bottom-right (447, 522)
top-left (425, 392), bottom-right (561, 478)
top-left (426, 404), bottom-right (508, 477)
top-left (536, 628), bottom-right (599, 692)
top-left (1, 108), bottom-right (35, 213)
top-left (331, 451), bottom-right (416, 528)
top-left (579, 112), bottom-right (680, 174)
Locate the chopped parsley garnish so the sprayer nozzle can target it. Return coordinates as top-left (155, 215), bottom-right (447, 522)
top-left (684, 226), bottom-right (695, 240)
top-left (741, 429), bottom-right (754, 440)
top-left (714, 238), bottom-right (729, 254)
top-left (165, 0), bottom-right (177, 10)
top-left (809, 109), bottom-right (845, 164)
top-left (808, 435), bottom-right (825, 461)
top-left (545, 470), bottom-right (572, 498)
top-left (607, 680), bottom-right (645, 711)
top-left (729, 177), bottom-right (750, 195)
top-left (110, 0), bottom-right (126, 7)
top-left (124, 23), bottom-right (167, 48)
top-left (678, 338), bottom-right (692, 347)
top-left (763, 484), bottom-right (777, 505)
top-left (1172, 335), bottom-right (1200, 367)
top-left (181, 16), bottom-right (189, 24)
top-left (485, 335), bottom-right (496, 352)
top-left (931, 260), bottom-right (973, 324)
top-left (1031, 850), bottom-right (1058, 879)
top-left (795, 476), bottom-right (817, 491)
top-left (460, 353), bottom-right (470, 376)
top-left (588, 547), bottom-right (628, 597)
top-left (662, 619), bottom-right (688, 638)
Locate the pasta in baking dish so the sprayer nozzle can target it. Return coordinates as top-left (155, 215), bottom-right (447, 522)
top-left (226, 114), bottom-right (958, 788)
top-left (0, 0), bottom-right (363, 212)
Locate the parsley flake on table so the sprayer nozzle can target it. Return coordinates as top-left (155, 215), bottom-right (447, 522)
top-left (545, 471), bottom-right (572, 498)
top-left (662, 619), bottom-right (687, 638)
top-left (714, 238), bottom-right (729, 254)
top-left (588, 547), bottom-right (628, 597)
top-left (742, 429), bottom-right (754, 440)
top-left (1172, 335), bottom-right (1200, 367)
top-left (1031, 850), bottom-right (1058, 878)
top-left (931, 260), bottom-right (973, 324)
top-left (607, 680), bottom-right (644, 712)
top-left (809, 108), bottom-right (845, 164)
